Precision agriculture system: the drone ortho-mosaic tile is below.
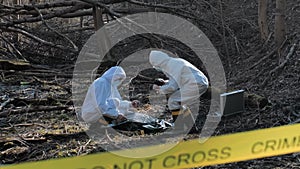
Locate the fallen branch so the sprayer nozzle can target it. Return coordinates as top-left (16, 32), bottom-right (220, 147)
top-left (0, 1), bottom-right (81, 17)
top-left (33, 76), bottom-right (72, 94)
top-left (2, 123), bottom-right (47, 131)
top-left (249, 49), bottom-right (276, 69)
top-left (269, 41), bottom-right (297, 75)
top-left (1, 97), bottom-right (72, 108)
top-left (261, 40), bottom-right (298, 87)
top-left (0, 137), bottom-right (30, 147)
top-left (126, 0), bottom-right (211, 26)
top-left (33, 6), bottom-right (78, 52)
top-left (0, 98), bottom-right (14, 112)
top-left (77, 139), bottom-right (92, 156)
top-left (0, 36), bottom-right (25, 60)
top-left (79, 0), bottom-right (122, 17)
top-left (3, 27), bottom-right (78, 53)
top-left (291, 118), bottom-right (300, 124)
top-left (0, 4), bottom-right (86, 26)
top-left (2, 69), bottom-right (90, 78)
top-left (0, 106), bottom-right (73, 117)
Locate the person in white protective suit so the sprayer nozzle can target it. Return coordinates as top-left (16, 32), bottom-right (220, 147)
top-left (149, 50), bottom-right (209, 127)
top-left (80, 66), bottom-right (139, 124)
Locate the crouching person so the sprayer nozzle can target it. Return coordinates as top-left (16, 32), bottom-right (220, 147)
top-left (79, 66), bottom-right (139, 126)
top-left (149, 50), bottom-right (209, 132)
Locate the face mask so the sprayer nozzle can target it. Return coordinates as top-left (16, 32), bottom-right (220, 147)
top-left (113, 79), bottom-right (123, 87)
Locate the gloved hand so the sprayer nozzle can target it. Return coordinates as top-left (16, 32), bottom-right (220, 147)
top-left (153, 84), bottom-right (160, 91)
top-left (154, 78), bottom-right (166, 86)
top-left (131, 100), bottom-right (140, 108)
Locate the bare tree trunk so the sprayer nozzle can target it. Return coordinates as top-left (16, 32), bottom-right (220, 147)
top-left (92, 6), bottom-right (112, 61)
top-left (13, 0), bottom-right (20, 42)
top-left (93, 6), bottom-right (104, 31)
top-left (274, 0), bottom-right (286, 49)
top-left (258, 0), bottom-right (268, 41)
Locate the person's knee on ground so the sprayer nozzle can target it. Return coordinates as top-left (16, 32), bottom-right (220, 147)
top-left (171, 109), bottom-right (181, 123)
top-left (171, 106), bottom-right (196, 131)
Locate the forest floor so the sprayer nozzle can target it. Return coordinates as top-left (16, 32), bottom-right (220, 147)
top-left (1, 1), bottom-right (300, 169)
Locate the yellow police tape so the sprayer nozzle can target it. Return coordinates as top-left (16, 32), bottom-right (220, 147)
top-left (1, 123), bottom-right (300, 169)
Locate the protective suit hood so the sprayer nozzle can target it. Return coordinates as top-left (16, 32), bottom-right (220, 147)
top-left (148, 50), bottom-right (209, 111)
top-left (102, 66), bottom-right (126, 85)
top-left (149, 50), bottom-right (170, 69)
top-left (81, 66), bottom-right (131, 123)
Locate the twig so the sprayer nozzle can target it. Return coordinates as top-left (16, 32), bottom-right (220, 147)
top-left (0, 98), bottom-right (14, 112)
top-left (125, 0), bottom-right (213, 26)
top-left (261, 40), bottom-right (298, 87)
top-left (0, 4), bottom-right (86, 26)
top-left (2, 123), bottom-right (47, 130)
top-left (219, 0), bottom-right (230, 60)
top-left (79, 0), bottom-right (122, 17)
top-left (250, 35), bottom-right (287, 70)
top-left (0, 106), bottom-right (73, 117)
top-left (249, 49), bottom-right (276, 69)
top-left (292, 111), bottom-right (300, 117)
top-left (291, 118), bottom-right (300, 124)
top-left (0, 1), bottom-right (81, 17)
top-left (262, 32), bottom-right (274, 48)
top-left (115, 17), bottom-right (198, 59)
top-left (33, 6), bottom-right (78, 52)
top-left (77, 139), bottom-right (91, 156)
top-left (0, 36), bottom-right (26, 60)
top-left (14, 123), bottom-right (47, 128)
top-left (269, 41), bottom-right (297, 75)
top-left (1, 69), bottom-right (75, 78)
top-left (3, 26), bottom-right (77, 53)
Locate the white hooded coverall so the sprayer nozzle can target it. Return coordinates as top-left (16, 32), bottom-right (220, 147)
top-left (80, 66), bottom-right (132, 123)
top-left (149, 50), bottom-right (209, 111)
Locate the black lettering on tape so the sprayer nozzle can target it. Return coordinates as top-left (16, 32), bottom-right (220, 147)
top-left (113, 164), bottom-right (123, 169)
top-left (282, 137), bottom-right (298, 149)
top-left (265, 140), bottom-right (276, 152)
top-left (252, 142), bottom-right (263, 154)
top-left (145, 158), bottom-right (156, 169)
top-left (129, 161), bottom-right (143, 169)
top-left (253, 136), bottom-right (300, 154)
top-left (192, 151), bottom-right (206, 163)
top-left (163, 156), bottom-right (176, 168)
top-left (220, 147), bottom-right (231, 159)
top-left (207, 149), bottom-right (218, 161)
top-left (114, 158), bottom-right (156, 169)
top-left (177, 153), bottom-right (190, 166)
top-left (277, 138), bottom-right (282, 150)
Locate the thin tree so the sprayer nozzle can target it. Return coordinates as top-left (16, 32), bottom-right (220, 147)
top-left (258, 0), bottom-right (269, 41)
top-left (274, 0), bottom-right (286, 49)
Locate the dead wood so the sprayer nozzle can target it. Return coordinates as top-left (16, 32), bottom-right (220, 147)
top-left (33, 6), bottom-right (78, 52)
top-left (0, 106), bottom-right (73, 117)
top-left (3, 27), bottom-right (77, 53)
top-left (0, 59), bottom-right (31, 70)
top-left (261, 40), bottom-right (298, 87)
top-left (249, 49), bottom-right (276, 70)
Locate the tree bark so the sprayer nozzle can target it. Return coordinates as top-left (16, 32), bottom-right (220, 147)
top-left (274, 0), bottom-right (286, 48)
top-left (258, 0), bottom-right (268, 41)
top-left (93, 6), bottom-right (104, 31)
top-left (13, 0), bottom-right (20, 42)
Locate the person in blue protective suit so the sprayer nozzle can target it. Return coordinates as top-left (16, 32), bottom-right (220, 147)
top-left (80, 66), bottom-right (139, 124)
top-left (149, 50), bottom-right (209, 128)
